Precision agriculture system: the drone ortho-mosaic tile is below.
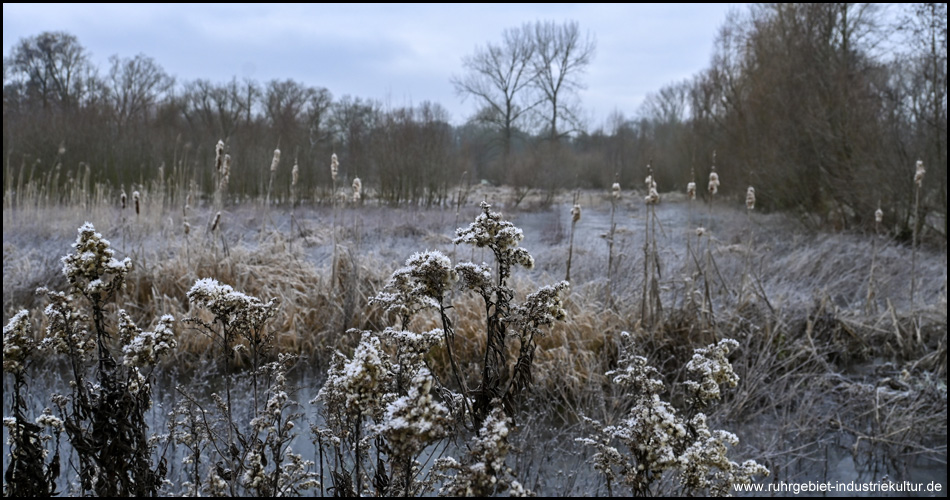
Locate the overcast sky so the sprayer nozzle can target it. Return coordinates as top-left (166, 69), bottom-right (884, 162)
top-left (3, 3), bottom-right (739, 130)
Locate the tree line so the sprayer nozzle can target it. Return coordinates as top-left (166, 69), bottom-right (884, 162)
top-left (2, 5), bottom-right (946, 241)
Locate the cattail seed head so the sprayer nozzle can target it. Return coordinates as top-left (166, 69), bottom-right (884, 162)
top-left (875, 207), bottom-right (883, 224)
top-left (708, 171), bottom-right (720, 195)
top-left (184, 221), bottom-right (191, 235)
top-left (292, 161), bottom-right (299, 187)
top-left (58, 142), bottom-right (66, 156)
top-left (215, 139), bottom-right (225, 174)
top-left (270, 148), bottom-right (281, 173)
top-left (645, 174), bottom-right (655, 190)
top-left (133, 190), bottom-right (140, 215)
top-left (352, 177), bottom-right (362, 202)
top-left (211, 211), bottom-right (221, 232)
top-left (611, 182), bottom-right (621, 200)
top-left (571, 204), bottom-right (581, 223)
top-left (223, 154), bottom-right (231, 177)
top-left (331, 153), bottom-right (339, 182)
top-left (687, 182), bottom-right (697, 200)
top-left (914, 160), bottom-right (925, 188)
top-left (746, 186), bottom-right (755, 210)
top-left (645, 185), bottom-right (660, 205)
top-left (120, 190), bottom-right (127, 210)
top-left (696, 226), bottom-right (706, 237)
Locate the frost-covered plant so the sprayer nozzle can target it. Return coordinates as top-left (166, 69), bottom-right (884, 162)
top-left (375, 367), bottom-right (452, 496)
top-left (3, 311), bottom-right (62, 497)
top-left (243, 354), bottom-right (319, 496)
top-left (183, 278), bottom-right (282, 495)
top-left (683, 339), bottom-right (740, 407)
top-left (313, 204), bottom-right (565, 495)
top-left (313, 332), bottom-right (392, 496)
top-left (435, 402), bottom-right (527, 497)
top-left (32, 223), bottom-right (173, 496)
top-left (313, 327), bottom-right (450, 496)
top-left (168, 399), bottom-right (212, 496)
top-left (577, 334), bottom-right (768, 496)
top-left (452, 202), bottom-right (564, 425)
top-left (119, 310), bottom-right (176, 367)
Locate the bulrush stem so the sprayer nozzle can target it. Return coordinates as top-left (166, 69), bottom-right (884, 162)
top-left (911, 184), bottom-right (920, 306)
top-left (911, 159), bottom-right (925, 307)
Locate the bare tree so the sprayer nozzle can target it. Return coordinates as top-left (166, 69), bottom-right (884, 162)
top-left (306, 87), bottom-right (334, 150)
top-left (182, 78), bottom-right (257, 139)
top-left (9, 31), bottom-right (94, 110)
top-left (452, 25), bottom-right (540, 158)
top-left (107, 54), bottom-right (174, 129)
top-left (531, 20), bottom-right (596, 141)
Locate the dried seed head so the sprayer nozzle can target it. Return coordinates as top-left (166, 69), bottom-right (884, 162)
top-left (270, 148), bottom-right (281, 173)
top-left (914, 160), bottom-right (925, 188)
top-left (184, 221), bottom-right (191, 235)
top-left (292, 161), bottom-right (299, 187)
top-left (746, 186), bottom-right (755, 210)
top-left (211, 211), bottom-right (221, 232)
top-left (331, 153), bottom-right (339, 182)
top-left (133, 190), bottom-right (141, 215)
top-left (215, 139), bottom-right (225, 174)
top-left (120, 190), bottom-right (127, 210)
top-left (571, 204), bottom-right (581, 223)
top-left (611, 182), bottom-right (621, 199)
top-left (708, 171), bottom-right (720, 195)
top-left (645, 174), bottom-right (655, 190)
top-left (223, 154), bottom-right (231, 177)
top-left (687, 182), bottom-right (696, 200)
top-left (696, 226), bottom-right (706, 237)
top-left (645, 185), bottom-right (660, 205)
top-left (875, 207), bottom-right (883, 224)
top-left (352, 177), bottom-right (362, 202)
top-left (58, 142), bottom-right (66, 156)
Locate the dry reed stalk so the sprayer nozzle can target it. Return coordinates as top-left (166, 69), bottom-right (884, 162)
top-left (566, 198), bottom-right (581, 282)
top-left (606, 181), bottom-right (620, 306)
top-left (911, 160), bottom-right (924, 306)
top-left (742, 186), bottom-right (756, 304)
top-left (642, 165), bottom-right (661, 325)
top-left (685, 177), bottom-right (698, 309)
top-left (866, 206), bottom-right (883, 314)
top-left (702, 154), bottom-right (720, 324)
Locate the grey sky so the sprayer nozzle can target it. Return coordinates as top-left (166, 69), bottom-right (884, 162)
top-left (3, 3), bottom-right (738, 130)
